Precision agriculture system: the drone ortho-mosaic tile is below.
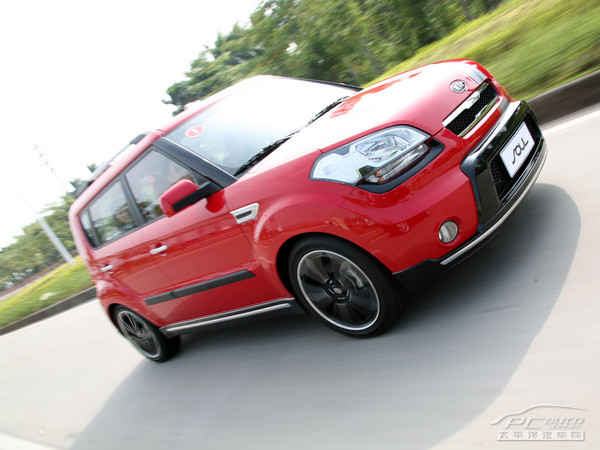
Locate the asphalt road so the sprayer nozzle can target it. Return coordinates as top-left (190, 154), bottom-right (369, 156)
top-left (1, 106), bottom-right (599, 450)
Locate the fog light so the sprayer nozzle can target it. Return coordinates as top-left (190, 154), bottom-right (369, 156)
top-left (439, 221), bottom-right (459, 243)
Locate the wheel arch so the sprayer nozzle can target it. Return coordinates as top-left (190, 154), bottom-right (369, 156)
top-left (107, 302), bottom-right (163, 335)
top-left (107, 303), bottom-right (122, 331)
top-left (275, 231), bottom-right (398, 295)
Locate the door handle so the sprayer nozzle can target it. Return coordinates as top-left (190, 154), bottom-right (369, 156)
top-left (100, 265), bottom-right (113, 272)
top-left (150, 245), bottom-right (168, 255)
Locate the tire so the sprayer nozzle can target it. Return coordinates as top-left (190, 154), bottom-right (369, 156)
top-left (113, 306), bottom-right (180, 362)
top-left (288, 236), bottom-right (402, 337)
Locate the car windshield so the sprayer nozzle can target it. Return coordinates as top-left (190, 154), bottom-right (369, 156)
top-left (165, 77), bottom-right (358, 176)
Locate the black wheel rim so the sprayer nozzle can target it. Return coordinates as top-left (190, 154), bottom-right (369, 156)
top-left (116, 310), bottom-right (161, 359)
top-left (296, 250), bottom-right (380, 331)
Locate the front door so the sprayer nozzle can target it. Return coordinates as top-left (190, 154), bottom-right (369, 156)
top-left (123, 146), bottom-right (267, 326)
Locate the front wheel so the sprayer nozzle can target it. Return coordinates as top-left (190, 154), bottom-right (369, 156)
top-left (114, 306), bottom-right (180, 362)
top-left (288, 237), bottom-right (402, 337)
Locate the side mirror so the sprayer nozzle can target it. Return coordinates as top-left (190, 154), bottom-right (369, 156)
top-left (159, 179), bottom-right (217, 217)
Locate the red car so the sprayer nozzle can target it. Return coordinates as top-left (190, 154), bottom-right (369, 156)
top-left (69, 60), bottom-right (546, 361)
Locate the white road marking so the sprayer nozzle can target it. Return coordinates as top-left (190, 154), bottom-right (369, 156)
top-left (542, 107), bottom-right (600, 135)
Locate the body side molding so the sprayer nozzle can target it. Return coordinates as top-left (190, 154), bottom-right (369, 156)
top-left (146, 270), bottom-right (255, 306)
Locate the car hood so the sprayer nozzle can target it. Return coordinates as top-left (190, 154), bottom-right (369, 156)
top-left (254, 60), bottom-right (490, 173)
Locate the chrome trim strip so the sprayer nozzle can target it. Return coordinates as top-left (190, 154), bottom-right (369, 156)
top-left (160, 298), bottom-right (299, 336)
top-left (441, 143), bottom-right (547, 266)
top-left (231, 203), bottom-right (259, 224)
top-left (498, 97), bottom-right (509, 114)
top-left (149, 245), bottom-right (168, 255)
top-left (443, 82), bottom-right (498, 137)
top-left (464, 67), bottom-right (487, 85)
top-left (443, 83), bottom-right (489, 126)
top-left (458, 96), bottom-right (497, 138)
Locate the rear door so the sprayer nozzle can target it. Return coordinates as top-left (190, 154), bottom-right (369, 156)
top-left (84, 179), bottom-right (170, 305)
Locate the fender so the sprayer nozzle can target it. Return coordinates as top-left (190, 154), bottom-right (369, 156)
top-left (225, 151), bottom-right (356, 273)
top-left (96, 277), bottom-right (172, 328)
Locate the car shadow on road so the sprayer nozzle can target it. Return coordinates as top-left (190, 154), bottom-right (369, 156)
top-left (73, 183), bottom-right (579, 450)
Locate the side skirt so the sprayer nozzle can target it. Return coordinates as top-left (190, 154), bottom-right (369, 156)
top-left (160, 298), bottom-right (305, 337)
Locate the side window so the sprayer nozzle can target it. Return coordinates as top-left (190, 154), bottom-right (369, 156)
top-left (88, 181), bottom-right (136, 246)
top-left (80, 209), bottom-right (98, 247)
top-left (125, 150), bottom-right (194, 222)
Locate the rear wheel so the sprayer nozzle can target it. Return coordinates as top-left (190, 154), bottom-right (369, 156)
top-left (114, 307), bottom-right (180, 362)
top-left (288, 236), bottom-right (402, 337)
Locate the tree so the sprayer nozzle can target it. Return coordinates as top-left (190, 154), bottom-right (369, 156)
top-left (0, 194), bottom-right (78, 290)
top-left (164, 0), bottom-right (505, 111)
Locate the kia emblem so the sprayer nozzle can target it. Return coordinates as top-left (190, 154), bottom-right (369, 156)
top-left (450, 80), bottom-right (467, 94)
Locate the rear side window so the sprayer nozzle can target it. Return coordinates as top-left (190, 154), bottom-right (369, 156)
top-left (88, 181), bottom-right (136, 246)
top-left (125, 150), bottom-right (194, 222)
top-left (80, 210), bottom-right (98, 247)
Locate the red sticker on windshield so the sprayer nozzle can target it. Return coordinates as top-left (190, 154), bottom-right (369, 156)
top-left (185, 125), bottom-right (204, 138)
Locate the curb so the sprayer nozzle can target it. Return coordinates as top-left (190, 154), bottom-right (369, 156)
top-left (1, 71), bottom-right (599, 337)
top-left (529, 70), bottom-right (600, 123)
top-left (0, 287), bottom-right (97, 336)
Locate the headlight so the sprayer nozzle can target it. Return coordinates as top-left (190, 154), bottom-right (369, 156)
top-left (311, 126), bottom-right (430, 185)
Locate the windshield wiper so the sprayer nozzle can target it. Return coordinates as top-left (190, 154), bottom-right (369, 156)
top-left (234, 132), bottom-right (297, 176)
top-left (306, 96), bottom-right (350, 126)
top-left (233, 96), bottom-right (350, 177)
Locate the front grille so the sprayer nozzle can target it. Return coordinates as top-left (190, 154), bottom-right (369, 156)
top-left (445, 83), bottom-right (498, 136)
top-left (490, 158), bottom-right (512, 197)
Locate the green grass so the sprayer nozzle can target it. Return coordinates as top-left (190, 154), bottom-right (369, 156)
top-left (0, 259), bottom-right (93, 329)
top-left (370, 0), bottom-right (600, 100)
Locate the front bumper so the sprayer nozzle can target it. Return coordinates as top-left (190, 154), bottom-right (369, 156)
top-left (394, 100), bottom-right (547, 290)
